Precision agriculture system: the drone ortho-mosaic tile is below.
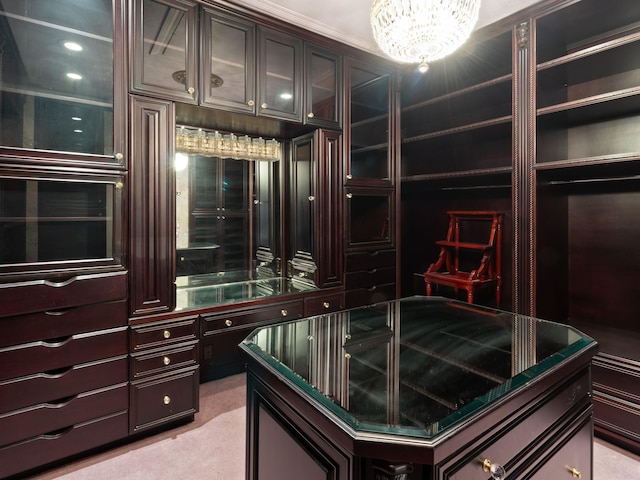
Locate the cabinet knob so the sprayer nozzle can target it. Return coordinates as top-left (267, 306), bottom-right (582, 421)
top-left (569, 467), bottom-right (582, 478)
top-left (247, 100), bottom-right (255, 106)
top-left (482, 459), bottom-right (506, 480)
top-left (163, 395), bottom-right (171, 405)
top-left (261, 102), bottom-right (268, 109)
top-left (307, 112), bottom-right (314, 118)
top-left (323, 302), bottom-right (330, 309)
top-left (115, 181), bottom-right (124, 189)
top-left (346, 174), bottom-right (353, 180)
top-left (345, 353), bottom-right (351, 359)
top-left (163, 330), bottom-right (171, 339)
top-left (163, 356), bottom-right (171, 366)
top-left (225, 319), bottom-right (233, 327)
top-left (308, 195), bottom-right (315, 202)
top-left (346, 192), bottom-right (353, 199)
top-left (187, 87), bottom-right (195, 94)
top-left (115, 152), bottom-right (123, 160)
top-left (281, 309), bottom-right (288, 317)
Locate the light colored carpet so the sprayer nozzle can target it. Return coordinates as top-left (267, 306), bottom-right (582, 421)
top-left (24, 372), bottom-right (640, 479)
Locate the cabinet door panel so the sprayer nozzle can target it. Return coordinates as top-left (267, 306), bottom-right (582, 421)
top-left (305, 44), bottom-right (342, 128)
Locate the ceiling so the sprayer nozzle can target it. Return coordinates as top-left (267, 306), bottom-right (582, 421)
top-left (231, 0), bottom-right (544, 58)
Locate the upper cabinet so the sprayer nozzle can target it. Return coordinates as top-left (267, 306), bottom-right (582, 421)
top-left (346, 59), bottom-right (393, 185)
top-left (0, 0), bottom-right (123, 162)
top-left (131, 0), bottom-right (199, 103)
top-left (304, 44), bottom-right (342, 129)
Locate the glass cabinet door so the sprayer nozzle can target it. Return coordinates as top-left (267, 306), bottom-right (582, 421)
top-left (348, 62), bottom-right (391, 184)
top-left (132, 0), bottom-right (198, 102)
top-left (0, 0), bottom-right (115, 156)
top-left (305, 44), bottom-right (342, 128)
top-left (0, 172), bottom-right (123, 278)
top-left (201, 8), bottom-right (256, 113)
top-left (345, 187), bottom-right (394, 249)
top-left (258, 27), bottom-right (302, 121)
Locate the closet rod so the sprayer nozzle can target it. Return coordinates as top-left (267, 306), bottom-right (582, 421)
top-left (548, 174), bottom-right (640, 185)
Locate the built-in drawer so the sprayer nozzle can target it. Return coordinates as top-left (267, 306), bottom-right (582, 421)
top-left (592, 355), bottom-right (640, 400)
top-left (0, 271), bottom-right (127, 318)
top-left (0, 382), bottom-right (128, 447)
top-left (202, 300), bottom-right (304, 336)
top-left (593, 390), bottom-right (640, 444)
top-left (130, 367), bottom-right (199, 433)
top-left (345, 267), bottom-right (395, 290)
top-left (0, 355), bottom-right (128, 414)
top-left (130, 316), bottom-right (198, 352)
top-left (345, 249), bottom-right (395, 272)
top-left (0, 300), bottom-right (127, 349)
top-left (0, 326), bottom-right (128, 381)
top-left (444, 371), bottom-right (591, 480)
top-left (345, 284), bottom-right (396, 308)
top-left (131, 341), bottom-right (199, 380)
top-left (0, 410), bottom-right (128, 479)
top-left (304, 293), bottom-right (345, 316)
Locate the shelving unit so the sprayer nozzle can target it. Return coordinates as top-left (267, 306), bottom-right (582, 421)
top-left (400, 29), bottom-right (514, 309)
top-left (532, 0), bottom-right (640, 454)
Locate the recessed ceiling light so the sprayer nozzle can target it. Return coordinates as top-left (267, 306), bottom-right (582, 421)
top-left (66, 72), bottom-right (83, 80)
top-left (71, 116), bottom-right (82, 121)
top-left (63, 41), bottom-right (83, 51)
top-left (74, 129), bottom-right (83, 133)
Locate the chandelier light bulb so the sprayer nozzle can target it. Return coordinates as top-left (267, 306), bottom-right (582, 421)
top-left (370, 0), bottom-right (481, 72)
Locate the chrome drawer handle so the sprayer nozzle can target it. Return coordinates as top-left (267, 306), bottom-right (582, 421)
top-left (163, 356), bottom-right (171, 366)
top-left (482, 459), bottom-right (506, 480)
top-left (163, 395), bottom-right (171, 405)
top-left (163, 330), bottom-right (171, 339)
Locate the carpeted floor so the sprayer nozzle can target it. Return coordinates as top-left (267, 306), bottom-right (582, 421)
top-left (23, 373), bottom-right (640, 479)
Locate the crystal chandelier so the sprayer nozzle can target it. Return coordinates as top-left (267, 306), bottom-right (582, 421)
top-left (370, 0), bottom-right (481, 73)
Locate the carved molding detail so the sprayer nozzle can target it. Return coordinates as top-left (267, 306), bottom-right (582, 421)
top-left (517, 22), bottom-right (530, 49)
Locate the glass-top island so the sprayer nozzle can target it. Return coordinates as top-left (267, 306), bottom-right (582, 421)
top-left (240, 296), bottom-right (598, 480)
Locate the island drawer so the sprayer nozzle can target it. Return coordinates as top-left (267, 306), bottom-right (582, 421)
top-left (0, 382), bottom-right (128, 447)
top-left (0, 356), bottom-right (128, 414)
top-left (0, 326), bottom-right (128, 381)
top-left (304, 292), bottom-right (345, 316)
top-left (131, 341), bottom-right (199, 380)
top-left (445, 370), bottom-right (591, 479)
top-left (0, 300), bottom-right (127, 349)
top-left (130, 367), bottom-right (199, 433)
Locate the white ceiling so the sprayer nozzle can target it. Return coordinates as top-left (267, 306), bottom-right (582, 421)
top-left (231, 0), bottom-right (544, 58)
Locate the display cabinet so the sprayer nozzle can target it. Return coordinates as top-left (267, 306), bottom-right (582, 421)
top-left (131, 0), bottom-right (199, 103)
top-left (346, 58), bottom-right (393, 186)
top-left (304, 44), bottom-right (342, 129)
top-left (533, 0), bottom-right (640, 453)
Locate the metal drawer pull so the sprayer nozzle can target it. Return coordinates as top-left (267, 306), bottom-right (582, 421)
top-left (482, 459), bottom-right (506, 480)
top-left (225, 319), bottom-right (233, 327)
top-left (281, 309), bottom-right (288, 317)
top-left (163, 356), bottom-right (171, 366)
top-left (163, 395), bottom-right (171, 405)
top-left (323, 302), bottom-right (330, 309)
top-left (569, 467), bottom-right (582, 478)
top-left (163, 330), bottom-right (171, 339)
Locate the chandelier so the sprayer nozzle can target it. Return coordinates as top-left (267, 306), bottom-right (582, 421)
top-left (370, 0), bottom-right (481, 73)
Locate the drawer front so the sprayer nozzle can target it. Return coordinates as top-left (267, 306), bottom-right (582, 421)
top-left (0, 410), bottom-right (128, 479)
top-left (0, 300), bottom-right (127, 349)
top-left (130, 367), bottom-right (199, 433)
top-left (0, 326), bottom-right (128, 381)
top-left (525, 417), bottom-right (592, 480)
top-left (446, 372), bottom-right (591, 480)
top-left (202, 300), bottom-right (304, 336)
top-left (345, 267), bottom-right (395, 290)
top-left (345, 284), bottom-right (396, 308)
top-left (0, 383), bottom-right (128, 447)
top-left (592, 356), bottom-right (640, 400)
top-left (345, 249), bottom-right (395, 272)
top-left (0, 356), bottom-right (128, 414)
top-left (131, 316), bottom-right (198, 352)
top-left (131, 341), bottom-right (199, 380)
top-left (304, 293), bottom-right (345, 316)
top-left (0, 271), bottom-right (127, 318)
top-left (593, 391), bottom-right (640, 443)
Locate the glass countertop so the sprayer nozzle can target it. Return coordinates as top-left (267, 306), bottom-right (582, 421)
top-left (241, 296), bottom-right (597, 439)
top-left (175, 273), bottom-right (316, 311)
